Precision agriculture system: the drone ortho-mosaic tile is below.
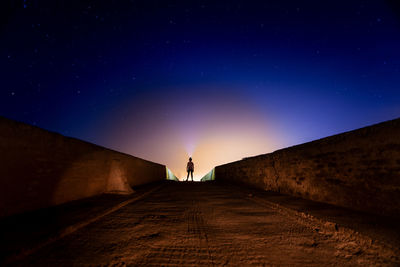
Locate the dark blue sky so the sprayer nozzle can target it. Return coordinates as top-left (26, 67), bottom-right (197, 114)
top-left (1, 0), bottom-right (400, 177)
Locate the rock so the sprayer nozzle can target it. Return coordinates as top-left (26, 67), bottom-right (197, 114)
top-left (324, 222), bottom-right (339, 231)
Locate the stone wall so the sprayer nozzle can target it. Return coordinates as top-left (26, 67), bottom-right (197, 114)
top-left (215, 118), bottom-right (400, 217)
top-left (0, 116), bottom-right (166, 218)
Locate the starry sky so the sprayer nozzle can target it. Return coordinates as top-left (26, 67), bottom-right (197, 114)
top-left (1, 0), bottom-right (400, 180)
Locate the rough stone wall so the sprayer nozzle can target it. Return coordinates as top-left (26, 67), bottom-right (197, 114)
top-left (215, 118), bottom-right (400, 217)
top-left (0, 116), bottom-right (166, 218)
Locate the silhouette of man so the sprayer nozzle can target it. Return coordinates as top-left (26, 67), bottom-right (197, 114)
top-left (186, 157), bottom-right (194, 181)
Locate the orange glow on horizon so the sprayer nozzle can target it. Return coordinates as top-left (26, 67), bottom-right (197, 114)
top-left (101, 85), bottom-right (286, 181)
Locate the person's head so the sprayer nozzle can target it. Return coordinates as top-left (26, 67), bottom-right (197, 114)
top-left (189, 157), bottom-right (192, 162)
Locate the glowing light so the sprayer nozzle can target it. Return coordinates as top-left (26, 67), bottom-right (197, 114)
top-left (185, 142), bottom-right (196, 158)
top-left (101, 85), bottom-right (286, 182)
top-left (166, 167), bottom-right (179, 181)
top-left (200, 168), bottom-right (215, 181)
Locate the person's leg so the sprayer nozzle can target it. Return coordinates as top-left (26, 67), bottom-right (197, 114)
top-left (187, 171), bottom-right (189, 181)
top-left (191, 170), bottom-right (193, 181)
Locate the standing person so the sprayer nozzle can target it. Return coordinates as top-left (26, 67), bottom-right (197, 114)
top-left (186, 157), bottom-right (194, 181)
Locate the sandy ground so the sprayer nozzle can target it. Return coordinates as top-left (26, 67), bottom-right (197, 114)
top-left (7, 181), bottom-right (400, 266)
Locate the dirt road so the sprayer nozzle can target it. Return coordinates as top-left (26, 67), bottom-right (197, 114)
top-left (14, 181), bottom-right (399, 266)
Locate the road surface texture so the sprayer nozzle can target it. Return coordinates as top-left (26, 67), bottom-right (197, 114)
top-left (3, 181), bottom-right (400, 266)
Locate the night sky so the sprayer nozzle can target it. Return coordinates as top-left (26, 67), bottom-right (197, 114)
top-left (1, 0), bottom-right (400, 180)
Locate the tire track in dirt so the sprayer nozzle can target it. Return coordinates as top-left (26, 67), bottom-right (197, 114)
top-left (185, 200), bottom-right (215, 266)
top-left (228, 182), bottom-right (400, 266)
top-left (3, 183), bottom-right (165, 265)
top-left (14, 181), bottom-right (400, 266)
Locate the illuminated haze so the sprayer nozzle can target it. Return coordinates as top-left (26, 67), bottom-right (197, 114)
top-left (101, 85), bottom-right (282, 180)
